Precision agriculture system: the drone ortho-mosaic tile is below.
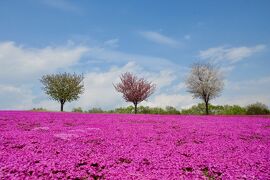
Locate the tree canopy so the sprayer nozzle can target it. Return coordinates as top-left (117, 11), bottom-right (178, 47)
top-left (186, 63), bottom-right (224, 115)
top-left (40, 72), bottom-right (84, 111)
top-left (114, 72), bottom-right (156, 114)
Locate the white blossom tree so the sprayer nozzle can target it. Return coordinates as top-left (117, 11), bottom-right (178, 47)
top-left (186, 63), bottom-right (224, 115)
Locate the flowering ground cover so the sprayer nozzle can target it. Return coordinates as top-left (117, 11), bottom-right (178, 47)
top-left (0, 111), bottom-right (269, 179)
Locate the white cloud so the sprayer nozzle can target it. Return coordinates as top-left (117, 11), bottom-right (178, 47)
top-left (71, 61), bottom-right (190, 111)
top-left (219, 65), bottom-right (235, 75)
top-left (171, 82), bottom-right (185, 92)
top-left (85, 46), bottom-right (179, 70)
top-left (2, 40), bottom-right (268, 111)
top-left (70, 62), bottom-right (180, 110)
top-left (199, 45), bottom-right (266, 63)
top-left (224, 76), bottom-right (270, 93)
top-left (35, 99), bottom-right (62, 111)
top-left (142, 93), bottom-right (195, 109)
top-left (0, 41), bottom-right (88, 83)
top-left (70, 62), bottom-right (139, 110)
top-left (0, 85), bottom-right (34, 109)
top-left (0, 40), bottom-right (185, 110)
top-left (139, 31), bottom-right (179, 47)
top-left (148, 70), bottom-right (177, 91)
top-left (212, 76), bottom-right (270, 107)
top-left (214, 94), bottom-right (270, 108)
top-left (0, 41), bottom-right (88, 110)
top-left (103, 38), bottom-right (119, 48)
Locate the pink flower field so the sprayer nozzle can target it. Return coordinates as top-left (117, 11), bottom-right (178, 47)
top-left (0, 111), bottom-right (269, 179)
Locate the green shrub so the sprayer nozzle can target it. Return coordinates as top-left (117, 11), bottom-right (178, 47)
top-left (32, 107), bottom-right (47, 111)
top-left (222, 105), bottom-right (246, 115)
top-left (208, 104), bottom-right (224, 115)
top-left (181, 103), bottom-right (206, 115)
top-left (181, 103), bottom-right (249, 115)
top-left (87, 107), bottom-right (104, 113)
top-left (114, 106), bottom-right (134, 114)
top-left (165, 106), bottom-right (181, 114)
top-left (72, 107), bottom-right (83, 113)
top-left (246, 102), bottom-right (269, 115)
top-left (66, 103), bottom-right (267, 115)
top-left (110, 106), bottom-right (181, 115)
top-left (137, 106), bottom-right (151, 114)
top-left (149, 107), bottom-right (167, 114)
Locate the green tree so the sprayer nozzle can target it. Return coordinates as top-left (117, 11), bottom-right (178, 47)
top-left (223, 105), bottom-right (246, 115)
top-left (181, 103), bottom-right (206, 115)
top-left (40, 72), bottom-right (84, 112)
top-left (209, 104), bottom-right (224, 114)
top-left (72, 107), bottom-right (84, 113)
top-left (32, 107), bottom-right (47, 111)
top-left (150, 107), bottom-right (166, 114)
top-left (114, 106), bottom-right (134, 114)
top-left (165, 106), bottom-right (181, 114)
top-left (137, 106), bottom-right (151, 114)
top-left (246, 102), bottom-right (269, 115)
top-left (87, 107), bottom-right (104, 113)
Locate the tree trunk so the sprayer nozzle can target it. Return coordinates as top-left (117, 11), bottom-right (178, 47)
top-left (134, 102), bottom-right (138, 114)
top-left (205, 101), bottom-right (209, 115)
top-left (60, 100), bottom-right (65, 112)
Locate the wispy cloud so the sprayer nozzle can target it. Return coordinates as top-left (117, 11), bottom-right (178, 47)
top-left (103, 38), bottom-right (119, 49)
top-left (85, 46), bottom-right (180, 71)
top-left (41, 0), bottom-right (82, 13)
top-left (139, 31), bottom-right (179, 47)
top-left (199, 45), bottom-right (266, 63)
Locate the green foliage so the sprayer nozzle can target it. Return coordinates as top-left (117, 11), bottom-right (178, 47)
top-left (114, 106), bottom-right (134, 114)
top-left (110, 106), bottom-right (180, 115)
top-left (53, 103), bottom-right (270, 115)
top-left (137, 106), bottom-right (151, 114)
top-left (87, 107), bottom-right (104, 113)
top-left (147, 107), bottom-right (167, 114)
top-left (40, 72), bottom-right (84, 111)
top-left (208, 104), bottom-right (224, 115)
top-left (222, 105), bottom-right (246, 115)
top-left (246, 102), bottom-right (269, 115)
top-left (181, 103), bottom-right (248, 115)
top-left (181, 103), bottom-right (206, 115)
top-left (165, 106), bottom-right (181, 115)
top-left (72, 107), bottom-right (83, 113)
top-left (82, 103), bottom-right (269, 115)
top-left (32, 107), bottom-right (47, 111)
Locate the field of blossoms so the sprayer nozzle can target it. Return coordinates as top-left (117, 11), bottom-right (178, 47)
top-left (0, 111), bottom-right (269, 179)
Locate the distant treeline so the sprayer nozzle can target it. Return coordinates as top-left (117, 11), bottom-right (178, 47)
top-left (180, 102), bottom-right (269, 115)
top-left (33, 102), bottom-right (269, 115)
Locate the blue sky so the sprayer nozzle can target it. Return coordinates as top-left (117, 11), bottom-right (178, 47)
top-left (0, 0), bottom-right (269, 110)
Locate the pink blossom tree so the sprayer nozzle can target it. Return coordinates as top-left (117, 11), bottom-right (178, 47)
top-left (114, 72), bottom-right (156, 114)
